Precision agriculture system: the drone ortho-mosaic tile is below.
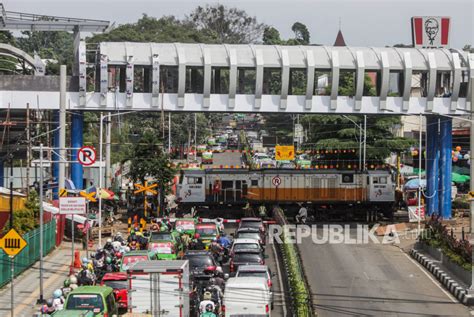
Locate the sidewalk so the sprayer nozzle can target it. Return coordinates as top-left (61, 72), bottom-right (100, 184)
top-left (0, 242), bottom-right (81, 317)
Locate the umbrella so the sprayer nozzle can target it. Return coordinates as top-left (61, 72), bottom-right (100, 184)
top-left (97, 188), bottom-right (115, 200)
top-left (404, 178), bottom-right (427, 190)
top-left (65, 179), bottom-right (76, 190)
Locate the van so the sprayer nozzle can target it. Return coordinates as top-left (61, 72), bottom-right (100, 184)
top-left (53, 286), bottom-right (118, 317)
top-left (223, 277), bottom-right (271, 316)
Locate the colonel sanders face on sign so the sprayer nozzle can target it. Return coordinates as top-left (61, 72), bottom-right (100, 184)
top-left (424, 18), bottom-right (439, 45)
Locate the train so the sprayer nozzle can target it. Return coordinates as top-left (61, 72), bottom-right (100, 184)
top-left (176, 168), bottom-right (396, 218)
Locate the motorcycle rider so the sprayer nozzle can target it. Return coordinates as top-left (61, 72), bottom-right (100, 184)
top-left (190, 233), bottom-right (205, 250)
top-left (104, 238), bottom-right (114, 253)
top-left (217, 233), bottom-right (231, 249)
top-left (258, 204), bottom-right (267, 218)
top-left (200, 303), bottom-right (217, 317)
top-left (52, 289), bottom-right (65, 310)
top-left (199, 291), bottom-right (215, 314)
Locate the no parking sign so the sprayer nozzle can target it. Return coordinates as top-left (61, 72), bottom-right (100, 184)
top-left (77, 146), bottom-right (97, 166)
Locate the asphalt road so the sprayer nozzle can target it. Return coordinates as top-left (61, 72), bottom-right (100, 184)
top-left (211, 151), bottom-right (243, 167)
top-left (298, 225), bottom-right (471, 316)
top-left (223, 224), bottom-right (285, 317)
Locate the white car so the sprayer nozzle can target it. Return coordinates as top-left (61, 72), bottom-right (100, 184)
top-left (230, 238), bottom-right (263, 254)
top-left (223, 277), bottom-right (272, 316)
top-left (235, 265), bottom-right (275, 308)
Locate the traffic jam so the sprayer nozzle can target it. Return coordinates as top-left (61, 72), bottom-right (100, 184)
top-left (40, 216), bottom-right (276, 317)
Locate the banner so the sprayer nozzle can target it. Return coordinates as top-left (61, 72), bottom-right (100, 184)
top-left (408, 205), bottom-right (425, 223)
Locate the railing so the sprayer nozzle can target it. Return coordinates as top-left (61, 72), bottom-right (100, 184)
top-left (273, 207), bottom-right (314, 316)
top-left (0, 219), bottom-right (57, 287)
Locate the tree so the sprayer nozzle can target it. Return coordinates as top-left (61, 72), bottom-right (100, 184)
top-left (127, 131), bottom-right (175, 188)
top-left (290, 22), bottom-right (310, 45)
top-left (263, 27), bottom-right (283, 45)
top-left (187, 4), bottom-right (266, 43)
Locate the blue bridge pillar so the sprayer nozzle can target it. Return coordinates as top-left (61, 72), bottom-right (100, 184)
top-left (426, 116), bottom-right (439, 216)
top-left (438, 117), bottom-right (452, 219)
top-left (71, 112), bottom-right (84, 190)
top-left (0, 160), bottom-right (4, 188)
top-left (52, 111), bottom-right (60, 199)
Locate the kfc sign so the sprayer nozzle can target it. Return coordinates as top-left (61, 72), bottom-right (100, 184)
top-left (412, 16), bottom-right (450, 48)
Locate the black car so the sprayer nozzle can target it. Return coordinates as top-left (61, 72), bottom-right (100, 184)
top-left (183, 250), bottom-right (219, 275)
top-left (229, 250), bottom-right (264, 274)
top-left (234, 227), bottom-right (266, 245)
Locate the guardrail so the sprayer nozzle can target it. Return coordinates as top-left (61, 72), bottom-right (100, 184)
top-left (273, 207), bottom-right (314, 316)
top-left (0, 219), bottom-right (57, 287)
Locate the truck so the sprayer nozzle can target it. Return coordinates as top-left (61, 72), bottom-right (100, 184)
top-left (127, 260), bottom-right (190, 317)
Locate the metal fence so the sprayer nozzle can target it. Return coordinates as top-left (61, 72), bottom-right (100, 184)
top-left (0, 219), bottom-right (57, 287)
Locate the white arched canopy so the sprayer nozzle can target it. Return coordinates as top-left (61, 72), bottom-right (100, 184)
top-left (0, 43), bottom-right (45, 76)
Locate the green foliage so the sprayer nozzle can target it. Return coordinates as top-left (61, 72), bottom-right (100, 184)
top-left (452, 196), bottom-right (470, 209)
top-left (16, 31), bottom-right (74, 75)
top-left (187, 4), bottom-right (266, 44)
top-left (127, 131), bottom-right (175, 192)
top-left (290, 22), bottom-right (310, 45)
top-left (263, 27), bottom-right (283, 45)
top-left (2, 190), bottom-right (40, 235)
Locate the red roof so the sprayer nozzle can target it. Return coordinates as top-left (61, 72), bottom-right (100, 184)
top-left (102, 272), bottom-right (127, 281)
top-left (334, 30), bottom-right (346, 46)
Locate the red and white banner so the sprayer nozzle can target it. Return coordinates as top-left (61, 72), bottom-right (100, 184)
top-left (412, 16), bottom-right (450, 48)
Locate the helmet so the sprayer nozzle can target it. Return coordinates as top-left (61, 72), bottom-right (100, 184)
top-left (215, 266), bottom-right (223, 274)
top-left (70, 284), bottom-right (78, 290)
top-left (63, 279), bottom-right (70, 287)
top-left (82, 257), bottom-right (89, 264)
top-left (106, 238), bottom-right (112, 244)
top-left (134, 226), bottom-right (139, 231)
top-left (124, 246), bottom-right (131, 253)
top-left (69, 276), bottom-right (78, 284)
top-left (115, 252), bottom-right (123, 259)
top-left (53, 289), bottom-right (62, 299)
top-left (209, 277), bottom-right (216, 284)
top-left (206, 303), bottom-right (214, 312)
top-left (130, 229), bottom-right (135, 235)
top-left (81, 263), bottom-right (88, 269)
top-left (151, 224), bottom-right (159, 231)
top-left (116, 232), bottom-right (123, 237)
top-left (203, 291), bottom-right (212, 300)
top-left (105, 257), bottom-right (112, 264)
top-left (46, 299), bottom-right (54, 307)
top-left (194, 233), bottom-right (200, 239)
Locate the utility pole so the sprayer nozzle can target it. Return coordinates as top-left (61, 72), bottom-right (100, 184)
top-left (194, 113), bottom-right (197, 161)
top-left (58, 65), bottom-right (66, 193)
top-left (105, 112), bottom-right (111, 188)
top-left (417, 113), bottom-right (422, 234)
top-left (363, 115), bottom-right (367, 170)
top-left (26, 103), bottom-right (31, 194)
top-left (469, 75), bottom-right (474, 294)
top-left (38, 143), bottom-right (44, 304)
top-left (168, 113), bottom-right (171, 154)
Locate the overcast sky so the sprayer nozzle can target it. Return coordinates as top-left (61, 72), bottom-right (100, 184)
top-left (3, 0), bottom-right (473, 48)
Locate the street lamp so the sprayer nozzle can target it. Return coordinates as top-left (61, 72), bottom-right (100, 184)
top-left (98, 111), bottom-right (138, 247)
top-left (342, 115), bottom-right (366, 170)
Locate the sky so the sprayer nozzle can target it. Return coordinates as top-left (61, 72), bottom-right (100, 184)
top-left (3, 0), bottom-right (473, 48)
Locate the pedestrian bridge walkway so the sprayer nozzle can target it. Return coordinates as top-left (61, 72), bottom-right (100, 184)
top-left (1, 43), bottom-right (472, 114)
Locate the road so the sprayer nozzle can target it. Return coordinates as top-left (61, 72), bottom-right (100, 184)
top-left (223, 224), bottom-right (285, 317)
top-left (298, 225), bottom-right (470, 316)
top-left (211, 151), bottom-right (243, 167)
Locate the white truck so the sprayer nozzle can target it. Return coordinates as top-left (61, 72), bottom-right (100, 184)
top-left (127, 260), bottom-right (190, 317)
top-left (223, 277), bottom-right (271, 316)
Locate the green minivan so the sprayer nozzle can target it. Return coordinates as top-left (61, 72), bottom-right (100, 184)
top-left (52, 286), bottom-right (118, 317)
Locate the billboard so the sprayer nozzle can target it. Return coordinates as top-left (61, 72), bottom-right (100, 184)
top-left (411, 16), bottom-right (450, 48)
top-left (275, 145), bottom-right (295, 161)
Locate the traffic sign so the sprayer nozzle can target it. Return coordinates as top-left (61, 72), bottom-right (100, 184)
top-left (59, 197), bottom-right (86, 214)
top-left (272, 176), bottom-right (282, 187)
top-left (80, 191), bottom-right (97, 203)
top-left (469, 191), bottom-right (474, 199)
top-left (134, 181), bottom-right (158, 195)
top-left (59, 188), bottom-right (68, 197)
top-left (0, 229), bottom-right (27, 257)
top-left (275, 145), bottom-right (295, 161)
top-left (77, 146), bottom-right (97, 166)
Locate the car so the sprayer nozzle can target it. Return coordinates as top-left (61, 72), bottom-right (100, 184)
top-left (195, 223), bottom-right (220, 247)
top-left (235, 265), bottom-right (275, 308)
top-left (183, 250), bottom-right (220, 276)
top-left (148, 231), bottom-right (182, 260)
top-left (234, 227), bottom-right (266, 245)
top-left (277, 160), bottom-right (296, 169)
top-left (53, 286), bottom-right (118, 316)
top-left (100, 272), bottom-right (128, 309)
top-left (202, 151), bottom-right (213, 164)
top-left (239, 217), bottom-right (266, 235)
top-left (223, 277), bottom-right (271, 316)
top-left (230, 238), bottom-right (263, 254)
top-left (120, 250), bottom-right (156, 271)
top-left (259, 158), bottom-right (277, 168)
top-left (174, 217), bottom-right (197, 236)
top-left (229, 250), bottom-right (265, 274)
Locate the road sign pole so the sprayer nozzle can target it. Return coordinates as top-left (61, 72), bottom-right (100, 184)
top-left (99, 112), bottom-right (104, 247)
top-left (71, 214), bottom-right (75, 269)
top-left (10, 255), bottom-right (14, 317)
top-left (38, 143), bottom-right (44, 304)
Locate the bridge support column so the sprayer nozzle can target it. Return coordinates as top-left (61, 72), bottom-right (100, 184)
top-left (0, 160), bottom-right (4, 188)
top-left (438, 117), bottom-right (452, 219)
top-left (52, 111), bottom-right (60, 199)
top-left (426, 116), bottom-right (439, 216)
top-left (71, 112), bottom-right (84, 190)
